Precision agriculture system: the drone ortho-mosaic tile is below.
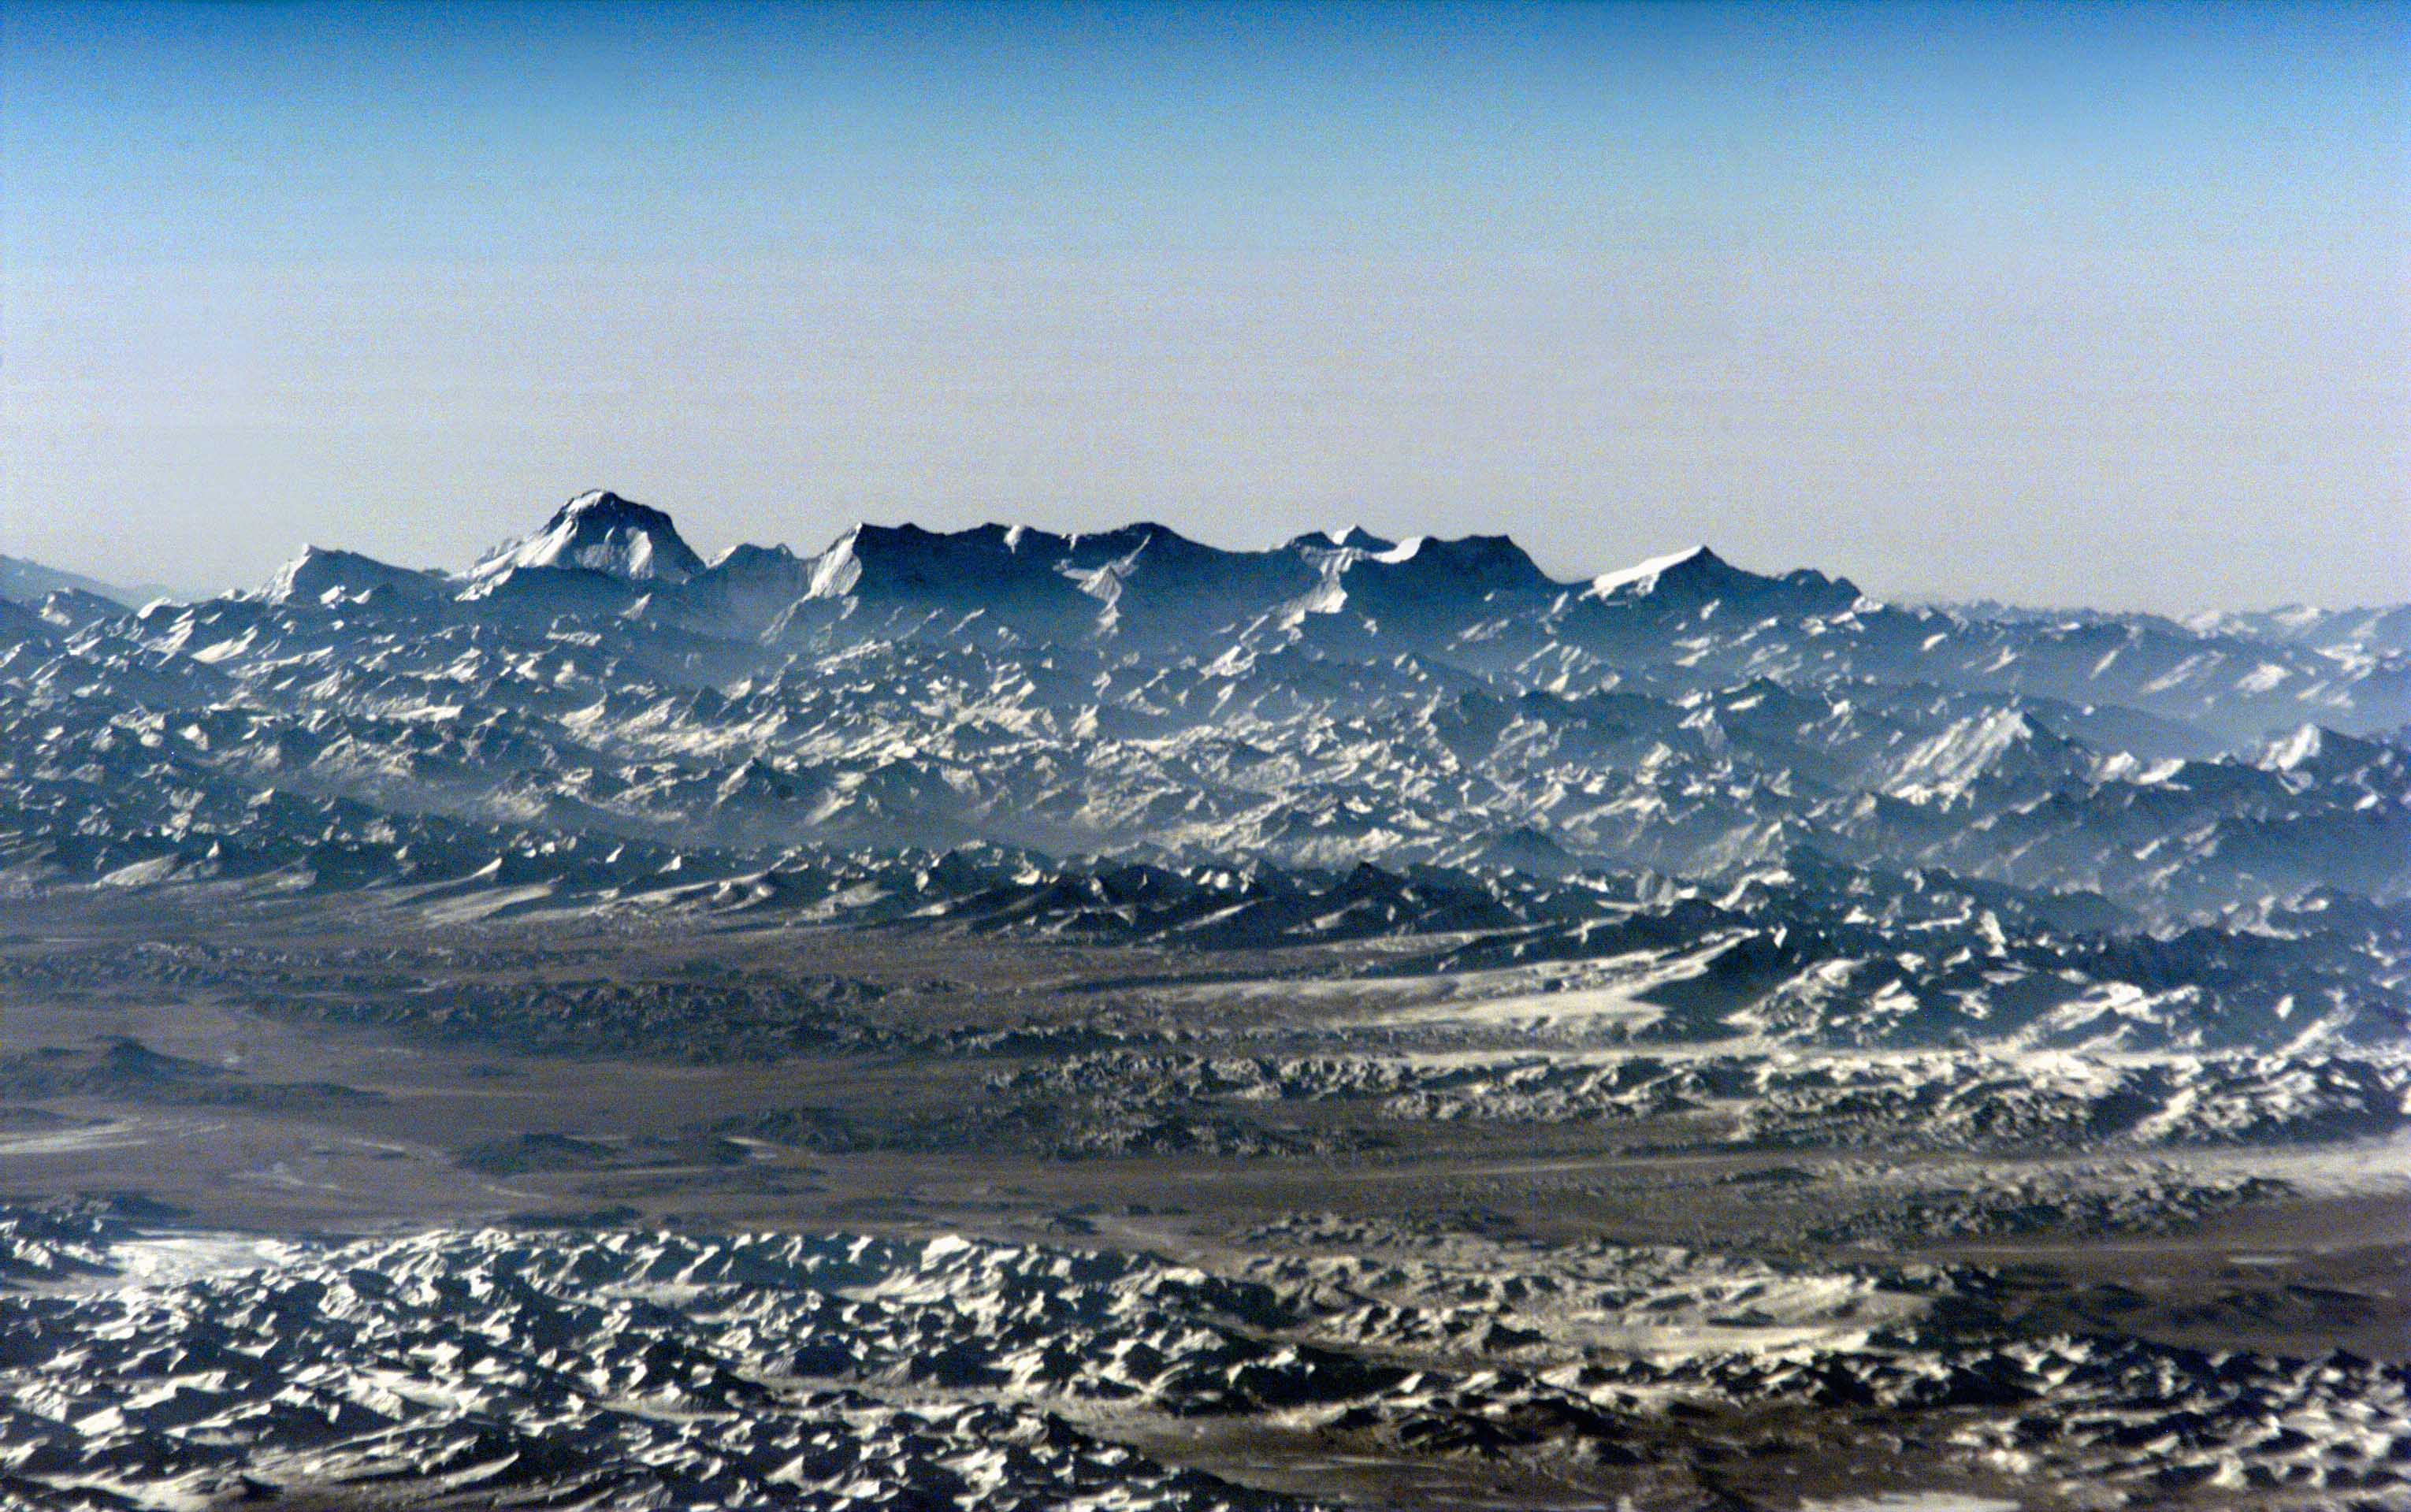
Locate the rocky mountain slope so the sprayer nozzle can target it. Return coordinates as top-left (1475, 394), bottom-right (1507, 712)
top-left (6, 492), bottom-right (2405, 902)
top-left (4, 494), bottom-right (2404, 1053)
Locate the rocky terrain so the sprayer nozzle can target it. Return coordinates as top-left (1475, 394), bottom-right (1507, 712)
top-left (5, 491), bottom-right (2407, 912)
top-left (0, 490), bottom-right (2403, 1508)
top-left (2, 1201), bottom-right (2404, 1512)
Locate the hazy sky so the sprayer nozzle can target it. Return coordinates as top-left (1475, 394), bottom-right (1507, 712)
top-left (4, 1), bottom-right (2405, 610)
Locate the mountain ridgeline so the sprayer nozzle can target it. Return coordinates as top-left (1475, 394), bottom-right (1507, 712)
top-left (2, 488), bottom-right (2406, 936)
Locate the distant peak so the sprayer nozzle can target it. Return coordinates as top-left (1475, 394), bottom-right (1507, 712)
top-left (1290, 526), bottom-right (1395, 555)
top-left (474, 490), bottom-right (704, 583)
top-left (552, 489), bottom-right (679, 532)
top-left (1355, 533), bottom-right (1549, 586)
top-left (1588, 544), bottom-right (1724, 597)
top-left (264, 544), bottom-right (442, 606)
top-left (2265, 723), bottom-right (2327, 771)
top-left (0, 554), bottom-right (156, 611)
top-left (2262, 722), bottom-right (2378, 774)
top-left (1586, 544), bottom-right (1860, 616)
top-left (708, 541), bottom-right (800, 570)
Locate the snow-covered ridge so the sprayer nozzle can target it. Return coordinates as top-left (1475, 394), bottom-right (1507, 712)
top-left (262, 544), bottom-right (448, 607)
top-left (1, 485), bottom-right (2405, 939)
top-left (1589, 543), bottom-right (1720, 596)
top-left (240, 495), bottom-right (1878, 643)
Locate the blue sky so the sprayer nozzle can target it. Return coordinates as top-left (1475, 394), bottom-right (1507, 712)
top-left (4, 1), bottom-right (2405, 607)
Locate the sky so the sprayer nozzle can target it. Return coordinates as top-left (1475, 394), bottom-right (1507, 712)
top-left (3, 0), bottom-right (2405, 611)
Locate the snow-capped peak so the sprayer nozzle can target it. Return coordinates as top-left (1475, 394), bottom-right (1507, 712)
top-left (471, 491), bottom-right (705, 583)
top-left (1588, 545), bottom-right (1722, 598)
top-left (1287, 526), bottom-right (1399, 567)
top-left (263, 545), bottom-right (444, 607)
top-left (708, 541), bottom-right (800, 570)
top-left (1306, 526), bottom-right (1392, 551)
top-left (2264, 723), bottom-right (2330, 772)
top-left (2260, 722), bottom-right (2386, 778)
top-left (1584, 544), bottom-right (1863, 619)
top-left (1885, 707), bottom-right (2082, 807)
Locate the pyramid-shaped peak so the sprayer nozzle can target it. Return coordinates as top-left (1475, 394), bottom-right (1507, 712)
top-left (1959, 705), bottom-right (2070, 752)
top-left (1587, 544), bottom-right (1859, 615)
top-left (1887, 704), bottom-right (2085, 805)
top-left (1588, 544), bottom-right (1729, 597)
top-left (474, 490), bottom-right (705, 583)
top-left (708, 541), bottom-right (801, 570)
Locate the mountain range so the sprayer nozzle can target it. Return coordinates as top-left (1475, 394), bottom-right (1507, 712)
top-left (4, 490), bottom-right (2409, 1512)
top-left (2, 488), bottom-right (2404, 945)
